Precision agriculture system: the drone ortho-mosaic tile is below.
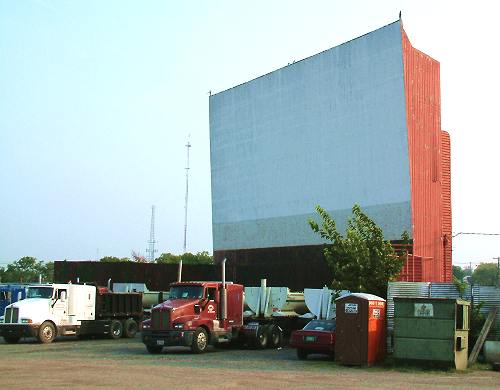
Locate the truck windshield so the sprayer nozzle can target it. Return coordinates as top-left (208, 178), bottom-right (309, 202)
top-left (27, 287), bottom-right (53, 299)
top-left (169, 285), bottom-right (204, 299)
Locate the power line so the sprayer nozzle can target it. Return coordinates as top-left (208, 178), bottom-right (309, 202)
top-left (452, 232), bottom-right (500, 238)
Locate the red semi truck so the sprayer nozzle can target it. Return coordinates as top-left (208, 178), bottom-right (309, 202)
top-left (141, 260), bottom-right (300, 354)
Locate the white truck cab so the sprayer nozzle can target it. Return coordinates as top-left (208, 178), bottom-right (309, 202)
top-left (0, 284), bottom-right (96, 343)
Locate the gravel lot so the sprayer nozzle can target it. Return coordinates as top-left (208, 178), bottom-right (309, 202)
top-left (0, 336), bottom-right (499, 389)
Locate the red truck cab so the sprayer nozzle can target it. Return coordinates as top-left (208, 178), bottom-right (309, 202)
top-left (141, 281), bottom-right (243, 353)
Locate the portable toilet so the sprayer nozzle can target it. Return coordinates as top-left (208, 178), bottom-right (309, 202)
top-left (393, 298), bottom-right (470, 370)
top-left (335, 293), bottom-right (386, 366)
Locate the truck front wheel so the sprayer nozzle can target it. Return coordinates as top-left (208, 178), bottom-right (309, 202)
top-left (38, 321), bottom-right (56, 343)
top-left (191, 327), bottom-right (208, 353)
top-left (3, 336), bottom-right (20, 344)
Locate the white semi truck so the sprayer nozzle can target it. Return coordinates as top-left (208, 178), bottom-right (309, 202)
top-left (0, 283), bottom-right (142, 343)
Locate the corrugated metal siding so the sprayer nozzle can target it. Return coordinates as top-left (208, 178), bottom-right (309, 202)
top-left (441, 131), bottom-right (452, 281)
top-left (401, 27), bottom-right (447, 282)
top-left (471, 285), bottom-right (500, 340)
top-left (388, 282), bottom-right (500, 341)
top-left (387, 282), bottom-right (430, 331)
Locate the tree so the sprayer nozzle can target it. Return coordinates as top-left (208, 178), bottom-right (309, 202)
top-left (156, 251), bottom-right (213, 265)
top-left (42, 261), bottom-right (54, 283)
top-left (309, 204), bottom-right (406, 298)
top-left (472, 262), bottom-right (499, 286)
top-left (99, 256), bottom-right (130, 263)
top-left (453, 265), bottom-right (472, 281)
top-left (0, 256), bottom-right (52, 283)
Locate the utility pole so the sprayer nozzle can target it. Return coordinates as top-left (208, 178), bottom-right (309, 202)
top-left (178, 138), bottom-right (191, 282)
top-left (494, 257), bottom-right (500, 287)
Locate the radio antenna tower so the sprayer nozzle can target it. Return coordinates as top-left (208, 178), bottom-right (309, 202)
top-left (146, 205), bottom-right (157, 262)
top-left (183, 138), bottom-right (191, 253)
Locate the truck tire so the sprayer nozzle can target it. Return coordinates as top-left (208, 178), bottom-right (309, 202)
top-left (267, 324), bottom-right (282, 348)
top-left (191, 327), bottom-right (208, 354)
top-left (146, 345), bottom-right (163, 354)
top-left (254, 325), bottom-right (268, 349)
top-left (108, 320), bottom-right (123, 339)
top-left (38, 321), bottom-right (56, 343)
top-left (3, 336), bottom-right (20, 344)
top-left (123, 318), bottom-right (138, 338)
top-left (297, 348), bottom-right (308, 360)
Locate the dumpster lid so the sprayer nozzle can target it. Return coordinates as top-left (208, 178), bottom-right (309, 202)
top-left (335, 293), bottom-right (386, 302)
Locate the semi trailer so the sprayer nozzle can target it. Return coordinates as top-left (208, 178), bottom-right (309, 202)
top-left (141, 260), bottom-right (310, 354)
top-left (0, 283), bottom-right (142, 344)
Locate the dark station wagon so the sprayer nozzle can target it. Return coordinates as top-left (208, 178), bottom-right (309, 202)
top-left (289, 319), bottom-right (336, 360)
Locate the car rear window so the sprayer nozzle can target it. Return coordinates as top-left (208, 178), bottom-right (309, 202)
top-left (303, 320), bottom-right (336, 331)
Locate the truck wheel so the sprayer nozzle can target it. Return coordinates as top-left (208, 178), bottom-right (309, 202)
top-left (146, 345), bottom-right (163, 354)
top-left (191, 327), bottom-right (208, 354)
top-left (38, 321), bottom-right (56, 343)
top-left (3, 336), bottom-right (20, 344)
top-left (254, 325), bottom-right (268, 349)
top-left (297, 348), bottom-right (308, 360)
top-left (123, 319), bottom-right (138, 338)
top-left (267, 324), bottom-right (282, 348)
top-left (109, 320), bottom-right (123, 339)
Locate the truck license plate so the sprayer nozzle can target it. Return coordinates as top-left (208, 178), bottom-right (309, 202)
top-left (157, 340), bottom-right (165, 346)
top-left (305, 336), bottom-right (316, 342)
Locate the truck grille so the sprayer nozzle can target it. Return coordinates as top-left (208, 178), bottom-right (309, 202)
top-left (151, 310), bottom-right (170, 329)
top-left (4, 307), bottom-right (19, 323)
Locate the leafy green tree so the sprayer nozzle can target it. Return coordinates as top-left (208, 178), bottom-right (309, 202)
top-left (472, 262), bottom-right (499, 286)
top-left (309, 204), bottom-right (406, 298)
top-left (1, 256), bottom-right (49, 283)
top-left (42, 261), bottom-right (54, 283)
top-left (156, 251), bottom-right (213, 265)
top-left (99, 256), bottom-right (130, 263)
top-left (453, 265), bottom-right (465, 281)
top-left (156, 253), bottom-right (179, 264)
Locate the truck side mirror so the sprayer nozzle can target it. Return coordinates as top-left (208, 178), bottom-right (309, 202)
top-left (17, 291), bottom-right (23, 301)
top-left (60, 291), bottom-right (67, 302)
top-left (194, 304), bottom-right (201, 314)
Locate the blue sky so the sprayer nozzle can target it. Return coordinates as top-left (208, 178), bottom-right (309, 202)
top-left (1, 1), bottom-right (499, 268)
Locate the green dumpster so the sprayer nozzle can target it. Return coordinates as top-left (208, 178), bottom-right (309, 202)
top-left (393, 298), bottom-right (470, 370)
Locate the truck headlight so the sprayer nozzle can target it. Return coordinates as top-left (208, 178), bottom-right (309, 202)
top-left (142, 323), bottom-right (150, 329)
top-left (173, 323), bottom-right (184, 330)
top-left (21, 318), bottom-right (33, 324)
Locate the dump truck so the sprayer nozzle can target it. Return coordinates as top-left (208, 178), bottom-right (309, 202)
top-left (0, 283), bottom-right (142, 343)
top-left (141, 260), bottom-right (309, 354)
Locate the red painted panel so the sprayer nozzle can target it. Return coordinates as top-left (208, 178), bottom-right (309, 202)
top-left (401, 26), bottom-right (451, 282)
top-left (441, 131), bottom-right (452, 281)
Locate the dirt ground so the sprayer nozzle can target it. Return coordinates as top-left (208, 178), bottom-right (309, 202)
top-left (0, 336), bottom-right (499, 389)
